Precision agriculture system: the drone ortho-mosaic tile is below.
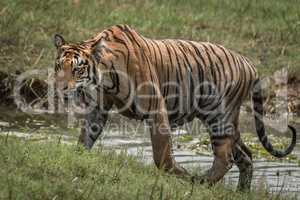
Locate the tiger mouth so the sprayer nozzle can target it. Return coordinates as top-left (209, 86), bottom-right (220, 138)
top-left (64, 86), bottom-right (98, 111)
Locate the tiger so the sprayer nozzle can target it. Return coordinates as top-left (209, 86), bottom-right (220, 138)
top-left (53, 24), bottom-right (296, 191)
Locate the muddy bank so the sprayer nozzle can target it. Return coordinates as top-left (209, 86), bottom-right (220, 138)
top-left (0, 71), bottom-right (48, 108)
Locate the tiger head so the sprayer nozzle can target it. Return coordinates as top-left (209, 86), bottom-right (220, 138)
top-left (53, 31), bottom-right (130, 108)
top-left (53, 34), bottom-right (98, 95)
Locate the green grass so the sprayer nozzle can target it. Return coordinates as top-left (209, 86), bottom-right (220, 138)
top-left (0, 136), bottom-right (282, 200)
top-left (1, 0), bottom-right (300, 76)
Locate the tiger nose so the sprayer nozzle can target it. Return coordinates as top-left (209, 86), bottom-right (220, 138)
top-left (56, 70), bottom-right (65, 80)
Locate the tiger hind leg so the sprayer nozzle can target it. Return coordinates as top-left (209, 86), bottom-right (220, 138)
top-left (193, 124), bottom-right (235, 185)
top-left (193, 102), bottom-right (240, 184)
top-left (204, 135), bottom-right (234, 184)
top-left (233, 140), bottom-right (253, 191)
top-left (231, 111), bottom-right (253, 191)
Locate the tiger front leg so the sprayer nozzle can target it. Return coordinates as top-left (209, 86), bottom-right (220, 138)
top-left (78, 105), bottom-right (110, 149)
top-left (148, 102), bottom-right (189, 176)
top-left (149, 120), bottom-right (189, 176)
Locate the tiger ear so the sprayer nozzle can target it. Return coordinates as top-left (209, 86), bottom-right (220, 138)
top-left (53, 34), bottom-right (65, 48)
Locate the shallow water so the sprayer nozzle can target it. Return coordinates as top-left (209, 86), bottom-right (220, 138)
top-left (0, 108), bottom-right (299, 198)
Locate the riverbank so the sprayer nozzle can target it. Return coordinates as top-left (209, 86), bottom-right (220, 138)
top-left (0, 135), bottom-right (294, 200)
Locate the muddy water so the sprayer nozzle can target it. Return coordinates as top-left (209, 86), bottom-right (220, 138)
top-left (0, 108), bottom-right (299, 198)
